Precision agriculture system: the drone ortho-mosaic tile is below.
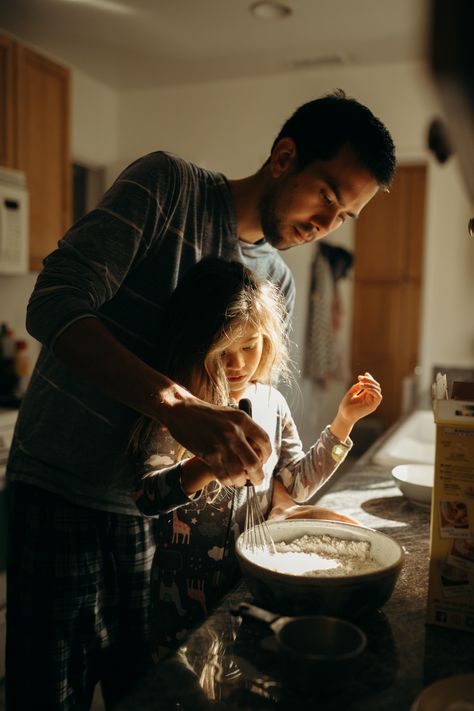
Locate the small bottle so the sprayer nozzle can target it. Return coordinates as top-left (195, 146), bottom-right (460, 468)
top-left (2, 327), bottom-right (15, 362)
top-left (15, 339), bottom-right (30, 397)
top-left (0, 324), bottom-right (19, 400)
top-left (0, 323), bottom-right (7, 358)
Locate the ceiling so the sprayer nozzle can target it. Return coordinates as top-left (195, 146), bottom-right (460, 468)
top-left (0, 0), bottom-right (430, 90)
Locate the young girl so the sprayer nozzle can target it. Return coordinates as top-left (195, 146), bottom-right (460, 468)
top-left (130, 258), bottom-right (382, 658)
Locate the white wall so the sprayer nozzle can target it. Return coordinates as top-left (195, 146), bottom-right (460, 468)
top-left (72, 69), bottom-right (119, 169)
top-left (420, 158), bottom-right (474, 376)
top-left (114, 60), bottom-right (474, 444)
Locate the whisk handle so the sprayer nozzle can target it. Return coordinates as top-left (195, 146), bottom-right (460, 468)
top-left (238, 399), bottom-right (253, 487)
top-left (238, 398), bottom-right (253, 418)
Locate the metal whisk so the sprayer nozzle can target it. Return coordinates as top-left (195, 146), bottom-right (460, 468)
top-left (239, 399), bottom-right (276, 555)
top-left (243, 480), bottom-right (276, 554)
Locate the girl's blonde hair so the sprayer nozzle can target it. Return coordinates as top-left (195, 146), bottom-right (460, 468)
top-left (130, 258), bottom-right (289, 452)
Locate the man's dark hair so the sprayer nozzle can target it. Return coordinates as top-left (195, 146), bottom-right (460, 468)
top-left (270, 89), bottom-right (396, 188)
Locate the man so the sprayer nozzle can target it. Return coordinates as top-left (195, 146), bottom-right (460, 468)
top-left (6, 91), bottom-right (395, 709)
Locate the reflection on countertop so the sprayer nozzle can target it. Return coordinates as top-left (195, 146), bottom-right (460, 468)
top-left (117, 409), bottom-right (474, 711)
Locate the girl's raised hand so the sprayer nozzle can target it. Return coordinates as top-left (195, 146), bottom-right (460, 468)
top-left (329, 372), bottom-right (382, 442)
top-left (339, 372), bottom-right (382, 421)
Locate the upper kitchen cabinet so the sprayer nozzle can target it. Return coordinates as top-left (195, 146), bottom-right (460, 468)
top-left (0, 35), bottom-right (15, 168)
top-left (0, 34), bottom-right (71, 271)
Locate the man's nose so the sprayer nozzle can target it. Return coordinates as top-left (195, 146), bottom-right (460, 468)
top-left (311, 208), bottom-right (341, 238)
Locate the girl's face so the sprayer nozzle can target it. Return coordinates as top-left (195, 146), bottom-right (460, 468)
top-left (219, 325), bottom-right (264, 401)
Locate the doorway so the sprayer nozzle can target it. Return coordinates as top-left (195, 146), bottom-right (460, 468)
top-left (351, 164), bottom-right (427, 428)
top-left (72, 162), bottom-right (106, 223)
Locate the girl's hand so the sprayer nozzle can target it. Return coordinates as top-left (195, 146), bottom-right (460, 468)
top-left (330, 372), bottom-right (382, 442)
top-left (339, 372), bottom-right (382, 423)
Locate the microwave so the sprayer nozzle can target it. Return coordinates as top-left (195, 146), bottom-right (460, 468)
top-left (0, 167), bottom-right (29, 275)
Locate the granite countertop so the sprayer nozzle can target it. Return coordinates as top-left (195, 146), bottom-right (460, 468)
top-left (118, 415), bottom-right (474, 711)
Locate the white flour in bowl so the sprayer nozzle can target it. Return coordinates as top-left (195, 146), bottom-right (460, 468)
top-left (243, 534), bottom-right (381, 577)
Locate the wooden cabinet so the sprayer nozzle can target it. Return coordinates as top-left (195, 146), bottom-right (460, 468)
top-left (0, 34), bottom-right (71, 271)
top-left (0, 35), bottom-right (15, 168)
top-left (351, 164), bottom-right (427, 426)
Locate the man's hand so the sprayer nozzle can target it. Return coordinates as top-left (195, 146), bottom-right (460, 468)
top-left (158, 385), bottom-right (271, 486)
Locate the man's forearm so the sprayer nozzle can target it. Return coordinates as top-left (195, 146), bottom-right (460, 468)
top-left (53, 317), bottom-right (271, 483)
top-left (53, 317), bottom-right (187, 421)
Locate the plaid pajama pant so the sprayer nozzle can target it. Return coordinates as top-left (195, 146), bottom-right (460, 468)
top-left (5, 482), bottom-right (156, 710)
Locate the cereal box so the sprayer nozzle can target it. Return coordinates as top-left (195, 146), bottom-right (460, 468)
top-left (426, 383), bottom-right (474, 632)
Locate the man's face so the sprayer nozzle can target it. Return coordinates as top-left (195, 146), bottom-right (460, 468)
top-left (259, 143), bottom-right (380, 250)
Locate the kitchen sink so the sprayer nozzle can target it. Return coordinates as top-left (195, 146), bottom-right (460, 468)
top-left (373, 409), bottom-right (435, 466)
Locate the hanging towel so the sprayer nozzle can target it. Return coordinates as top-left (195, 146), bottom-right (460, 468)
top-left (303, 243), bottom-right (353, 388)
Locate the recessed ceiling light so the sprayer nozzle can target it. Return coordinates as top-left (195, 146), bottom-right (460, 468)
top-left (250, 2), bottom-right (292, 20)
top-left (60, 0), bottom-right (135, 15)
top-left (292, 54), bottom-right (348, 69)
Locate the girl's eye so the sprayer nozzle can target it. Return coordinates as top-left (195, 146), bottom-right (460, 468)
top-left (243, 343), bottom-right (256, 351)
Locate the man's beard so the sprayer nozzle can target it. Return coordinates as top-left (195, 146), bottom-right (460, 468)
top-left (258, 186), bottom-right (290, 250)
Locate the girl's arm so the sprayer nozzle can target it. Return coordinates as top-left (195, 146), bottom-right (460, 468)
top-left (275, 423), bottom-right (352, 503)
top-left (274, 373), bottom-right (382, 503)
top-left (132, 439), bottom-right (216, 516)
top-left (329, 372), bottom-right (382, 442)
top-left (179, 457), bottom-right (215, 494)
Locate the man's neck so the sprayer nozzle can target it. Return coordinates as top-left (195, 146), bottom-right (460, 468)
top-left (227, 171), bottom-right (267, 244)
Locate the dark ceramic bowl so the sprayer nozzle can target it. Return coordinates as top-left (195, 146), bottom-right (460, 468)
top-left (235, 519), bottom-right (404, 619)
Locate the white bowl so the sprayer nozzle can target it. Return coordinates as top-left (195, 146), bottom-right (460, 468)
top-left (391, 463), bottom-right (434, 507)
top-left (411, 674), bottom-right (474, 711)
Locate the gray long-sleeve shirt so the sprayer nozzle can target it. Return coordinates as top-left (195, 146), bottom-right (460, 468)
top-left (7, 151), bottom-right (295, 514)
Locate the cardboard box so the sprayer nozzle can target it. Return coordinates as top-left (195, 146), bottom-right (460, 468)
top-left (426, 385), bottom-right (474, 632)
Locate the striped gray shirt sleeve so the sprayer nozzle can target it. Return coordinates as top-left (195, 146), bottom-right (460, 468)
top-left (26, 155), bottom-right (171, 350)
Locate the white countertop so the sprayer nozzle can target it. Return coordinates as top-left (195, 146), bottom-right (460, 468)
top-left (0, 409), bottom-right (18, 427)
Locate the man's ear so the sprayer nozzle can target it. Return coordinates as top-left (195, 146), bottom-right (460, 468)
top-left (270, 137), bottom-right (297, 178)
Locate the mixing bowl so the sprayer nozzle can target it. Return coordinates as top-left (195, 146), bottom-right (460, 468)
top-left (235, 519), bottom-right (404, 619)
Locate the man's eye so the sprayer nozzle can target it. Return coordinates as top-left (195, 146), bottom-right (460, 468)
top-left (321, 190), bottom-right (332, 206)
